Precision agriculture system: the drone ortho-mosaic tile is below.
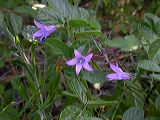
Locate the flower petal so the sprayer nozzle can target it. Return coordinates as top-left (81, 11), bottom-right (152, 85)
top-left (76, 63), bottom-right (82, 75)
top-left (66, 58), bottom-right (78, 66)
top-left (33, 29), bottom-right (44, 38)
top-left (40, 36), bottom-right (45, 43)
top-left (106, 73), bottom-right (119, 81)
top-left (121, 73), bottom-right (130, 80)
top-left (44, 25), bottom-right (56, 32)
top-left (74, 49), bottom-right (82, 58)
top-left (34, 20), bottom-right (44, 28)
top-left (83, 62), bottom-right (93, 71)
top-left (110, 63), bottom-right (123, 73)
top-left (85, 53), bottom-right (93, 62)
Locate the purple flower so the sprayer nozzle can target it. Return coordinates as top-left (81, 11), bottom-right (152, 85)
top-left (106, 62), bottom-right (130, 81)
top-left (66, 49), bottom-right (93, 75)
top-left (33, 20), bottom-right (56, 43)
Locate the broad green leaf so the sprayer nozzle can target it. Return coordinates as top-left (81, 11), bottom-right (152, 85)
top-left (60, 105), bottom-right (90, 120)
top-left (150, 74), bottom-right (160, 81)
top-left (138, 60), bottom-right (160, 72)
top-left (76, 30), bottom-right (102, 37)
top-left (88, 20), bottom-right (101, 30)
top-left (155, 96), bottom-right (160, 111)
top-left (88, 100), bottom-right (116, 106)
top-left (2, 106), bottom-right (19, 120)
top-left (138, 24), bottom-right (158, 43)
top-left (48, 0), bottom-right (71, 18)
top-left (10, 13), bottom-right (22, 35)
top-left (14, 5), bottom-right (36, 16)
top-left (143, 13), bottom-right (160, 36)
top-left (153, 49), bottom-right (160, 64)
top-left (106, 35), bottom-right (140, 51)
top-left (47, 0), bottom-right (90, 22)
top-left (62, 91), bottom-right (77, 98)
top-left (68, 79), bottom-right (88, 104)
top-left (46, 38), bottom-right (71, 58)
top-left (0, 10), bottom-right (4, 26)
top-left (148, 39), bottom-right (160, 60)
top-left (82, 70), bottom-right (106, 84)
top-left (0, 112), bottom-right (11, 120)
top-left (122, 107), bottom-right (144, 120)
top-left (144, 13), bottom-right (160, 27)
top-left (80, 117), bottom-right (102, 120)
top-left (68, 19), bottom-right (88, 28)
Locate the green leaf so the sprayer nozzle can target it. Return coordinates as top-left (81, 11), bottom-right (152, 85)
top-left (62, 91), bottom-right (77, 98)
top-left (46, 38), bottom-right (71, 58)
top-left (48, 0), bottom-right (71, 18)
top-left (60, 105), bottom-right (102, 120)
top-left (60, 105), bottom-right (90, 120)
top-left (122, 107), bottom-right (144, 120)
top-left (68, 19), bottom-right (88, 28)
top-left (14, 5), bottom-right (36, 16)
top-left (10, 13), bottom-right (22, 35)
top-left (0, 112), bottom-right (11, 120)
top-left (150, 74), bottom-right (160, 81)
top-left (148, 39), bottom-right (160, 60)
top-left (138, 24), bottom-right (158, 43)
top-left (3, 107), bottom-right (18, 120)
top-left (76, 30), bottom-right (102, 37)
top-left (0, 10), bottom-right (4, 26)
top-left (106, 35), bottom-right (140, 51)
top-left (80, 117), bottom-right (102, 120)
top-left (82, 70), bottom-right (106, 84)
top-left (88, 100), bottom-right (116, 106)
top-left (144, 13), bottom-right (160, 27)
top-left (68, 79), bottom-right (88, 104)
top-left (47, 0), bottom-right (90, 22)
top-left (138, 60), bottom-right (160, 72)
top-left (155, 96), bottom-right (160, 111)
top-left (153, 49), bottom-right (160, 64)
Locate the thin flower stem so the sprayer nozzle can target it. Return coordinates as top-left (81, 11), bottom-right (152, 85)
top-left (91, 36), bottom-right (102, 53)
top-left (92, 59), bottom-right (102, 71)
top-left (31, 42), bottom-right (45, 120)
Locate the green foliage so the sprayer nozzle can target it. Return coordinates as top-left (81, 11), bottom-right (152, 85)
top-left (10, 13), bottom-right (22, 35)
top-left (60, 105), bottom-right (103, 120)
top-left (138, 60), bottom-right (160, 72)
top-left (155, 96), bottom-right (160, 111)
top-left (122, 107), bottom-right (144, 120)
top-left (105, 35), bottom-right (140, 51)
top-left (1, 0), bottom-right (160, 119)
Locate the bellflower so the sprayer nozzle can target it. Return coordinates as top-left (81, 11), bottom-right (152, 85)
top-left (106, 62), bottom-right (130, 81)
top-left (33, 20), bottom-right (56, 43)
top-left (66, 49), bottom-right (93, 75)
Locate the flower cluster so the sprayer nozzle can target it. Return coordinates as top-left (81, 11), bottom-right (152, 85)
top-left (33, 20), bottom-right (130, 81)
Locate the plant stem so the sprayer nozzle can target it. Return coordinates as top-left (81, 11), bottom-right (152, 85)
top-left (31, 42), bottom-right (45, 120)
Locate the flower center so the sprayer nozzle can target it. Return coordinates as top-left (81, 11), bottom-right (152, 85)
top-left (78, 57), bottom-right (85, 64)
